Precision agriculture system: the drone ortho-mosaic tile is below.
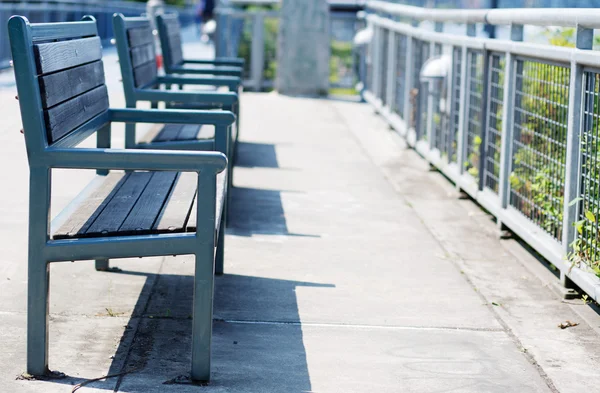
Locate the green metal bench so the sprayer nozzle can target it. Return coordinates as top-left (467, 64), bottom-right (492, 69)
top-left (112, 13), bottom-right (240, 193)
top-left (9, 15), bottom-right (232, 382)
top-left (155, 13), bottom-right (245, 76)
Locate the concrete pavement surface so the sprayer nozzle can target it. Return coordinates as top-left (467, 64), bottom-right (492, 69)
top-left (0, 28), bottom-right (599, 393)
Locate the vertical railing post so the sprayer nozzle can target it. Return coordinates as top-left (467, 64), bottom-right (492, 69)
top-left (386, 29), bottom-right (397, 111)
top-left (498, 24), bottom-right (524, 224)
top-left (478, 50), bottom-right (491, 190)
top-left (426, 22), bottom-right (444, 152)
top-left (562, 26), bottom-right (593, 268)
top-left (372, 25), bottom-right (381, 100)
top-left (250, 11), bottom-right (265, 92)
top-left (456, 24), bottom-right (477, 177)
top-left (402, 21), bottom-right (418, 132)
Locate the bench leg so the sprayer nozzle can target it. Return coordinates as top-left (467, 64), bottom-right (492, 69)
top-left (215, 211), bottom-right (226, 275)
top-left (95, 259), bottom-right (109, 271)
top-left (27, 167), bottom-right (51, 376)
top-left (27, 258), bottom-right (50, 376)
top-left (191, 248), bottom-right (216, 382)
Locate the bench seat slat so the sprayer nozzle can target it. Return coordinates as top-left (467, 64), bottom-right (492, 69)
top-left (153, 172), bottom-right (197, 233)
top-left (39, 60), bottom-right (105, 108)
top-left (187, 171), bottom-right (227, 232)
top-left (118, 171), bottom-right (178, 235)
top-left (139, 124), bottom-right (215, 145)
top-left (34, 36), bottom-right (102, 75)
top-left (45, 85), bottom-right (109, 143)
top-left (177, 124), bottom-right (211, 140)
top-left (53, 173), bottom-right (127, 239)
top-left (155, 124), bottom-right (184, 142)
top-left (51, 171), bottom-right (226, 239)
top-left (85, 172), bottom-right (153, 236)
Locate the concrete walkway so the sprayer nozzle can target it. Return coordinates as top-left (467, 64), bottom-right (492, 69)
top-left (1, 30), bottom-right (600, 393)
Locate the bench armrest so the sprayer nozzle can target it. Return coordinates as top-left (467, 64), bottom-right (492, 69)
top-left (183, 58), bottom-right (244, 67)
top-left (109, 108), bottom-right (236, 127)
top-left (171, 65), bottom-right (243, 77)
top-left (157, 75), bottom-right (241, 90)
top-left (134, 89), bottom-right (238, 107)
top-left (45, 148), bottom-right (227, 173)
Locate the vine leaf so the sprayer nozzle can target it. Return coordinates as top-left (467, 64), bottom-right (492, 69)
top-left (585, 210), bottom-right (596, 223)
top-left (568, 197), bottom-right (583, 207)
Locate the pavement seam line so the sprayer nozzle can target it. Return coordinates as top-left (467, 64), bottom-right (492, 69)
top-left (214, 318), bottom-right (505, 332)
top-left (330, 102), bottom-right (561, 393)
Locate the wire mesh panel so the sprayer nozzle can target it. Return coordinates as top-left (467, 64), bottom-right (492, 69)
top-left (483, 53), bottom-right (505, 194)
top-left (449, 46), bottom-right (462, 163)
top-left (380, 29), bottom-right (389, 105)
top-left (509, 58), bottom-right (570, 242)
top-left (330, 12), bottom-right (360, 90)
top-left (233, 16), bottom-right (254, 80)
top-left (573, 71), bottom-right (600, 275)
top-left (394, 34), bottom-right (408, 118)
top-left (465, 50), bottom-right (484, 180)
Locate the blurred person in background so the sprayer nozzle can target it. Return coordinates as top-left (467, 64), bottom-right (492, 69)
top-left (195, 0), bottom-right (216, 42)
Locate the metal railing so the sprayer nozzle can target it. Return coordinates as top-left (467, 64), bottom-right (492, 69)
top-left (215, 1), bottom-right (365, 92)
top-left (360, 1), bottom-right (600, 301)
top-left (0, 0), bottom-right (194, 70)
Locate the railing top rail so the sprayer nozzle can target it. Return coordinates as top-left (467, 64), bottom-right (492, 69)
top-left (367, 0), bottom-right (600, 29)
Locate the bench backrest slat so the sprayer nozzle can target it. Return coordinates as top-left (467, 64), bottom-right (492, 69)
top-left (9, 15), bottom-right (110, 150)
top-left (133, 61), bottom-right (158, 88)
top-left (39, 60), bottom-right (105, 109)
top-left (127, 25), bottom-right (158, 88)
top-left (34, 36), bottom-right (102, 74)
top-left (113, 15), bottom-right (159, 94)
top-left (156, 14), bottom-right (184, 71)
top-left (45, 85), bottom-right (109, 143)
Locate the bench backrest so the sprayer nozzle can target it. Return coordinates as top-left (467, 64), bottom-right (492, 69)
top-left (155, 13), bottom-right (184, 73)
top-left (113, 14), bottom-right (158, 106)
top-left (8, 16), bottom-right (110, 155)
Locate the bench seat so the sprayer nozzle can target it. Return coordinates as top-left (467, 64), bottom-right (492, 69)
top-left (138, 123), bottom-right (216, 145)
top-left (53, 170), bottom-right (226, 239)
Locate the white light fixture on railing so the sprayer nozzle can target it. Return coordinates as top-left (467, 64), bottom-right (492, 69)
top-left (419, 55), bottom-right (451, 83)
top-left (353, 26), bottom-right (373, 46)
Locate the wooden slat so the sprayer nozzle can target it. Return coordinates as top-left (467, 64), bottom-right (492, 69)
top-left (39, 60), bottom-right (105, 108)
top-left (45, 85), bottom-right (109, 143)
top-left (127, 26), bottom-right (154, 48)
top-left (153, 172), bottom-right (197, 233)
top-left (175, 125), bottom-right (202, 140)
top-left (85, 172), bottom-right (152, 236)
top-left (133, 61), bottom-right (158, 87)
top-left (34, 36), bottom-right (102, 75)
top-left (53, 173), bottom-right (128, 239)
top-left (187, 171), bottom-right (227, 233)
top-left (154, 124), bottom-right (184, 142)
top-left (31, 21), bottom-right (98, 43)
top-left (167, 34), bottom-right (183, 66)
top-left (130, 43), bottom-right (155, 68)
top-left (165, 20), bottom-right (181, 38)
top-left (118, 172), bottom-right (178, 235)
top-left (150, 124), bottom-right (214, 142)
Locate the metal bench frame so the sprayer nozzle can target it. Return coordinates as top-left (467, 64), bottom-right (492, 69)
top-left (9, 15), bottom-right (233, 382)
top-left (112, 13), bottom-right (241, 192)
top-left (156, 13), bottom-right (245, 76)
